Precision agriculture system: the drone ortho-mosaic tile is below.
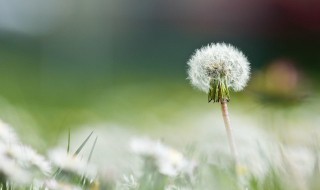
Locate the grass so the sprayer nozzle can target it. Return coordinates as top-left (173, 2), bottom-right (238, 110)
top-left (0, 65), bottom-right (206, 147)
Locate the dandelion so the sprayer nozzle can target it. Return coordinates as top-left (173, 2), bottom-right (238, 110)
top-left (187, 42), bottom-right (251, 164)
top-left (187, 43), bottom-right (250, 101)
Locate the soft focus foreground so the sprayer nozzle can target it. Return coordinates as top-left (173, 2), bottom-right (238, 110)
top-left (1, 0), bottom-right (320, 189)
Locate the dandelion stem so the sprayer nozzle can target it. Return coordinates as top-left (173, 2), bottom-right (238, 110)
top-left (220, 100), bottom-right (238, 165)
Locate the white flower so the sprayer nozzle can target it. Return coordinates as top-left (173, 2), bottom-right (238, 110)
top-left (48, 148), bottom-right (97, 179)
top-left (0, 143), bottom-right (52, 184)
top-left (187, 43), bottom-right (250, 101)
top-left (6, 144), bottom-right (52, 175)
top-left (0, 120), bottom-right (52, 184)
top-left (0, 144), bottom-right (31, 184)
top-left (130, 138), bottom-right (196, 177)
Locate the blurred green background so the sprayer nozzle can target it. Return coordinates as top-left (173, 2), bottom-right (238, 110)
top-left (0, 0), bottom-right (319, 148)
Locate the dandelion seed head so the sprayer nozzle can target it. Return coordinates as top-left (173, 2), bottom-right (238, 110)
top-left (187, 43), bottom-right (250, 93)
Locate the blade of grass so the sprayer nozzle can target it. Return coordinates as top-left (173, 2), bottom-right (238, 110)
top-left (74, 131), bottom-right (94, 156)
top-left (87, 136), bottom-right (98, 163)
top-left (81, 136), bottom-right (98, 187)
top-left (54, 131), bottom-right (94, 178)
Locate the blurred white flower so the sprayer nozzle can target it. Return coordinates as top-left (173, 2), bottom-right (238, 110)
top-left (6, 144), bottom-right (52, 175)
top-left (130, 138), bottom-right (196, 177)
top-left (48, 148), bottom-right (97, 179)
top-left (0, 120), bottom-right (19, 144)
top-left (187, 43), bottom-right (250, 101)
top-left (0, 120), bottom-right (51, 186)
top-left (0, 144), bottom-right (31, 184)
top-left (62, 124), bottom-right (141, 182)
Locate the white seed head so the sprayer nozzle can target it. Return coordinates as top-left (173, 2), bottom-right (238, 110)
top-left (187, 43), bottom-right (250, 93)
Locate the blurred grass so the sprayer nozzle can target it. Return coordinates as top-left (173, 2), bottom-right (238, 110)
top-left (0, 46), bottom-right (319, 150)
top-left (0, 57), bottom-right (259, 149)
top-left (0, 55), bottom-right (203, 147)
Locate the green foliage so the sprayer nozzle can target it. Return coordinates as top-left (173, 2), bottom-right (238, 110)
top-left (247, 169), bottom-right (287, 190)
